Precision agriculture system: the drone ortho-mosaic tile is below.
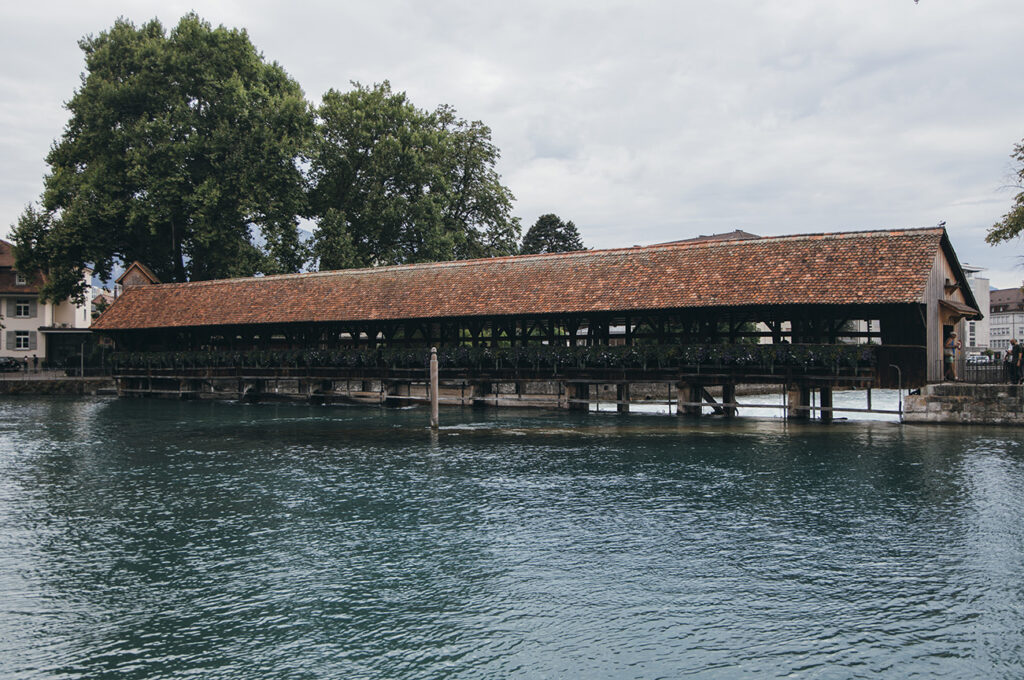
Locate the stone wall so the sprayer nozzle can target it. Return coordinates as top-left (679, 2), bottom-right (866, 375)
top-left (904, 383), bottom-right (1024, 425)
top-left (0, 378), bottom-right (115, 396)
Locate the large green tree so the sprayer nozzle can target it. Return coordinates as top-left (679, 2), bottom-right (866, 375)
top-left (987, 140), bottom-right (1024, 245)
top-left (520, 213), bottom-right (585, 254)
top-left (13, 14), bottom-right (311, 301)
top-left (308, 82), bottom-right (519, 269)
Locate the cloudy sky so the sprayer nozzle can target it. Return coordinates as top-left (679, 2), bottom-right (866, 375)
top-left (2, 1), bottom-right (1023, 285)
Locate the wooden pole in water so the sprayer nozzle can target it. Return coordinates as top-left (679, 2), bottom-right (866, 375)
top-left (430, 347), bottom-right (439, 429)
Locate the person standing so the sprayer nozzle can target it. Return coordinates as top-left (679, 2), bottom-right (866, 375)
top-left (1014, 339), bottom-right (1024, 385)
top-left (31, 354), bottom-right (38, 373)
top-left (944, 332), bottom-right (962, 381)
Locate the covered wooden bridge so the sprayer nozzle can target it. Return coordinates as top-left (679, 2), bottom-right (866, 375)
top-left (93, 226), bottom-right (981, 419)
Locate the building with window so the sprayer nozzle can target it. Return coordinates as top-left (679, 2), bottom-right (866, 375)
top-left (960, 264), bottom-right (990, 352)
top-left (990, 286), bottom-right (1024, 352)
top-left (0, 240), bottom-right (93, 365)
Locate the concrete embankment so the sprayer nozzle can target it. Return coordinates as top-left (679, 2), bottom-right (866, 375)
top-left (0, 378), bottom-right (116, 396)
top-left (904, 383), bottom-right (1024, 425)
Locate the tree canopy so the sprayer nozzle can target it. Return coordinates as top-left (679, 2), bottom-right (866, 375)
top-left (308, 82), bottom-right (520, 269)
top-left (13, 17), bottom-right (536, 300)
top-left (13, 14), bottom-right (310, 301)
top-left (520, 214), bottom-right (585, 255)
top-left (987, 140), bottom-right (1024, 246)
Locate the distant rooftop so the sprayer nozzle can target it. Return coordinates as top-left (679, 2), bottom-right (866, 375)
top-left (652, 229), bottom-right (760, 246)
top-left (991, 287), bottom-right (1024, 310)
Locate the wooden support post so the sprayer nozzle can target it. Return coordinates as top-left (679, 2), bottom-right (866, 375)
top-left (701, 387), bottom-right (725, 415)
top-left (472, 381), bottom-right (491, 408)
top-left (722, 384), bottom-right (737, 417)
top-left (429, 347), bottom-right (439, 430)
top-left (787, 385), bottom-right (811, 420)
top-left (677, 382), bottom-right (702, 416)
top-left (617, 383), bottom-right (630, 413)
top-left (820, 385), bottom-right (833, 424)
top-left (569, 383), bottom-right (590, 412)
top-left (383, 382), bottom-right (407, 407)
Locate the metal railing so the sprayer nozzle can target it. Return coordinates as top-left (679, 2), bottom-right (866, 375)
top-left (959, 360), bottom-right (1014, 384)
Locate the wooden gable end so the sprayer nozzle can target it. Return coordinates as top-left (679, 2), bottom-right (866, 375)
top-left (116, 262), bottom-right (161, 289)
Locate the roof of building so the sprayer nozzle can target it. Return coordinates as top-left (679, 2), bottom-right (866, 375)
top-left (92, 227), bottom-right (974, 331)
top-left (116, 261), bottom-right (161, 286)
top-left (0, 240), bottom-right (42, 294)
top-left (0, 239), bottom-right (14, 269)
top-left (991, 287), bottom-right (1024, 310)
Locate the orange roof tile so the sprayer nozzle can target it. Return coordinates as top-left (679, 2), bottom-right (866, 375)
top-left (93, 227), bottom-right (959, 331)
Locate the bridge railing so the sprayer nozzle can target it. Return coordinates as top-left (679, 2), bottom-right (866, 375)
top-left (110, 344), bottom-right (886, 383)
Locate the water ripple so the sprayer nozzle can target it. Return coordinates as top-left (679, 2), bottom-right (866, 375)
top-left (1, 398), bottom-right (1023, 678)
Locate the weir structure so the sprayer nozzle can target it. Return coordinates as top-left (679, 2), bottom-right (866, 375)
top-left (92, 227), bottom-right (982, 422)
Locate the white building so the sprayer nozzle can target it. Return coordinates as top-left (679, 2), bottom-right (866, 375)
top-left (0, 239), bottom-right (92, 364)
top-left (988, 286), bottom-right (1024, 352)
top-left (960, 264), bottom-right (990, 352)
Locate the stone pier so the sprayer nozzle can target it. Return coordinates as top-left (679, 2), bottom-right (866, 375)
top-left (904, 383), bottom-right (1024, 425)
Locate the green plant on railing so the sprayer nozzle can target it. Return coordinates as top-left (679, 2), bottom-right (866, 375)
top-left (111, 343), bottom-right (876, 373)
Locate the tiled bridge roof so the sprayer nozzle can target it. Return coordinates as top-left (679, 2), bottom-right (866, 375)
top-left (93, 227), bottom-right (959, 331)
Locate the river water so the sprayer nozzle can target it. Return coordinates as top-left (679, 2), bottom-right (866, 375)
top-left (2, 397), bottom-right (1023, 679)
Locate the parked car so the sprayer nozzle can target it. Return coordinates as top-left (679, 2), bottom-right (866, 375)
top-left (0, 357), bottom-right (22, 372)
top-left (966, 354), bottom-right (996, 365)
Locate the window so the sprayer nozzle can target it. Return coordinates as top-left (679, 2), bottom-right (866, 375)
top-left (14, 331), bottom-right (29, 350)
top-left (14, 273), bottom-right (26, 286)
top-left (15, 300), bottom-right (29, 318)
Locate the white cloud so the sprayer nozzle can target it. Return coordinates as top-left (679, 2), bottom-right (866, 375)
top-left (1, 0), bottom-right (1022, 277)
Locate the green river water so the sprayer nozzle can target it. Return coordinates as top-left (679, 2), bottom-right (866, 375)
top-left (1, 396), bottom-right (1023, 678)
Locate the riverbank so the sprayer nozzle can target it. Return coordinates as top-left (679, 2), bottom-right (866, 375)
top-left (0, 374), bottom-right (115, 396)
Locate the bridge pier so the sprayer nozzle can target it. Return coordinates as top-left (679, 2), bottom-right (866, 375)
top-left (820, 385), bottom-right (834, 424)
top-left (617, 384), bottom-right (630, 413)
top-left (111, 368), bottom-right (867, 425)
top-left (241, 379), bottom-right (264, 403)
top-left (677, 382), bottom-right (702, 416)
top-left (471, 381), bottom-right (492, 407)
top-left (383, 381), bottom-right (410, 407)
top-left (722, 383), bottom-right (737, 417)
top-left (787, 385), bottom-right (811, 420)
top-left (568, 382), bottom-right (590, 412)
